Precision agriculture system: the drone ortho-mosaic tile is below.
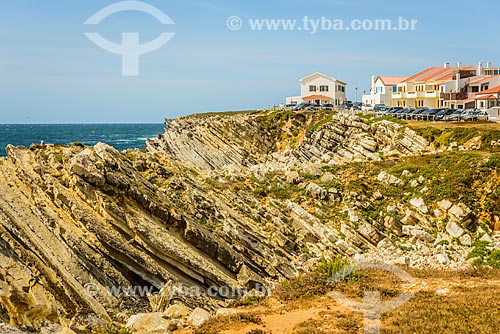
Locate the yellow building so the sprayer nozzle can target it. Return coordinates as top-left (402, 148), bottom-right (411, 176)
top-left (392, 64), bottom-right (474, 108)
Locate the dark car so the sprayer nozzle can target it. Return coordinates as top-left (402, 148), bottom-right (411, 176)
top-left (374, 104), bottom-right (386, 111)
top-left (398, 108), bottom-right (415, 119)
top-left (305, 104), bottom-right (321, 110)
top-left (343, 101), bottom-right (354, 108)
top-left (462, 110), bottom-right (483, 121)
top-left (386, 107), bottom-right (403, 115)
top-left (408, 108), bottom-right (429, 120)
top-left (434, 109), bottom-right (455, 121)
top-left (321, 103), bottom-right (334, 110)
top-left (444, 109), bottom-right (465, 121)
top-left (293, 103), bottom-right (312, 111)
top-left (418, 108), bottom-right (441, 121)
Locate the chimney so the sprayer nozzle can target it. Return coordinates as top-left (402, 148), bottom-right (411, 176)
top-left (457, 61), bottom-right (462, 68)
top-left (478, 61), bottom-right (484, 75)
top-left (444, 62), bottom-right (450, 69)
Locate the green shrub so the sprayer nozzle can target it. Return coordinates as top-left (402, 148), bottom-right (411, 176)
top-left (90, 323), bottom-right (132, 334)
top-left (467, 240), bottom-right (500, 268)
top-left (482, 154), bottom-right (500, 169)
top-left (246, 330), bottom-right (268, 334)
top-left (71, 141), bottom-right (85, 148)
top-left (276, 256), bottom-right (355, 301)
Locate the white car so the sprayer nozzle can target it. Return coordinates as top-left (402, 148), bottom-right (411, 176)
top-left (477, 111), bottom-right (490, 121)
top-left (362, 104), bottom-right (374, 112)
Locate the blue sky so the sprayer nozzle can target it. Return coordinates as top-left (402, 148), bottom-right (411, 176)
top-left (1, 0), bottom-right (499, 123)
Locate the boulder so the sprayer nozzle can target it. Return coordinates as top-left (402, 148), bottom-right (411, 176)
top-left (69, 149), bottom-right (105, 186)
top-left (216, 308), bottom-right (239, 317)
top-left (377, 171), bottom-right (404, 186)
top-left (305, 183), bottom-right (328, 200)
top-left (126, 313), bottom-right (174, 334)
top-left (437, 199), bottom-right (453, 212)
top-left (448, 204), bottom-right (471, 224)
top-left (286, 170), bottom-right (302, 184)
top-left (446, 221), bottom-right (465, 238)
top-left (435, 253), bottom-right (450, 266)
top-left (459, 234), bottom-right (472, 247)
top-left (165, 304), bottom-right (190, 319)
top-left (320, 172), bottom-right (335, 184)
top-left (410, 197), bottom-right (428, 214)
top-left (303, 164), bottom-right (322, 177)
top-left (187, 308), bottom-right (212, 327)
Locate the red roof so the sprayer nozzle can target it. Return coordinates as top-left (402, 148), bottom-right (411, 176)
top-left (469, 75), bottom-right (496, 84)
top-left (475, 85), bottom-right (500, 95)
top-left (475, 94), bottom-right (497, 100)
top-left (303, 95), bottom-right (332, 100)
top-left (403, 65), bottom-right (475, 83)
top-left (377, 76), bottom-right (409, 86)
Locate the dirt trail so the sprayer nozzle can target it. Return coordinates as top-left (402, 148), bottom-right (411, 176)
top-left (176, 276), bottom-right (500, 334)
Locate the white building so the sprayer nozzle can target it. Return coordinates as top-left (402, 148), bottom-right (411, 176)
top-left (362, 76), bottom-right (409, 107)
top-left (286, 72), bottom-right (347, 106)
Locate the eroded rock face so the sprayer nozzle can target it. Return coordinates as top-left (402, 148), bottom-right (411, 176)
top-left (0, 111), bottom-right (494, 331)
top-left (0, 143), bottom-right (294, 330)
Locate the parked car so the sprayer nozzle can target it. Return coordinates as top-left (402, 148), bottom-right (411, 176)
top-left (343, 101), bottom-right (353, 108)
top-left (418, 108), bottom-right (440, 121)
top-left (434, 109), bottom-right (455, 121)
top-left (445, 109), bottom-right (465, 121)
top-left (374, 104), bottom-right (386, 111)
top-left (293, 103), bottom-right (312, 111)
top-left (462, 109), bottom-right (488, 121)
top-left (398, 108), bottom-right (415, 119)
top-left (305, 104), bottom-right (321, 110)
top-left (362, 104), bottom-right (373, 112)
top-left (406, 107), bottom-right (428, 120)
top-left (283, 104), bottom-right (297, 111)
top-left (477, 111), bottom-right (490, 121)
top-left (321, 103), bottom-right (334, 110)
top-left (380, 106), bottom-right (393, 113)
top-left (384, 107), bottom-right (401, 116)
top-left (353, 102), bottom-right (362, 111)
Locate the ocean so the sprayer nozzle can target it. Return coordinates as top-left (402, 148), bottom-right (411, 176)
top-left (0, 123), bottom-right (165, 157)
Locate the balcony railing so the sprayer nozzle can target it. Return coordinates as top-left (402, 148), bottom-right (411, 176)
top-left (440, 92), bottom-right (468, 101)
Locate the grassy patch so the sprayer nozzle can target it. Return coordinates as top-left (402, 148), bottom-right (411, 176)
top-left (194, 313), bottom-right (263, 334)
top-left (89, 323), bottom-right (132, 334)
top-left (361, 115), bottom-right (407, 125)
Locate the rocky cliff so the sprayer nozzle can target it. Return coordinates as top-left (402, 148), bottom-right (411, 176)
top-left (0, 110), bottom-right (498, 333)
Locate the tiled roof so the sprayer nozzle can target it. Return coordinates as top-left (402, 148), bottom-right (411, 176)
top-left (469, 75), bottom-right (495, 84)
top-left (378, 76), bottom-right (409, 86)
top-left (403, 66), bottom-right (475, 83)
top-left (475, 94), bottom-right (497, 100)
top-left (302, 95), bottom-right (332, 100)
top-left (474, 85), bottom-right (500, 95)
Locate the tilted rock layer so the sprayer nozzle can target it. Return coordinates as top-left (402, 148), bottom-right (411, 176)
top-left (0, 110), bottom-right (498, 331)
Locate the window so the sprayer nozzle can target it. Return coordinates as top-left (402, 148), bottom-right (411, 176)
top-left (309, 85), bottom-right (317, 92)
top-left (337, 85), bottom-right (345, 92)
top-left (320, 85), bottom-right (329, 92)
top-left (471, 86), bottom-right (479, 93)
top-left (392, 86), bottom-right (397, 93)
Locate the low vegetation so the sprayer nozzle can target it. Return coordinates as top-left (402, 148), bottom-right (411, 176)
top-left (192, 257), bottom-right (500, 334)
top-left (89, 323), bottom-right (132, 334)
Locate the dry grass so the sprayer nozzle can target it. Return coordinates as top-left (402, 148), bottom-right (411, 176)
top-left (185, 268), bottom-right (500, 334)
top-left (406, 120), bottom-right (500, 130)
